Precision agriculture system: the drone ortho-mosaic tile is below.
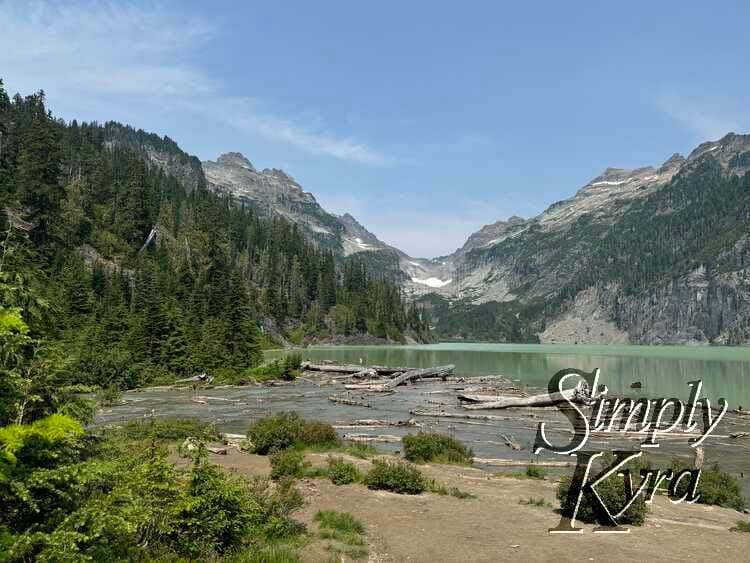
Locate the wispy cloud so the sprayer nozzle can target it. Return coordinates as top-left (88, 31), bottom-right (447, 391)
top-left (0, 1), bottom-right (393, 165)
top-left (655, 88), bottom-right (749, 141)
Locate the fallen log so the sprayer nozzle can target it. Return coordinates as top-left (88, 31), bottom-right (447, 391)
top-left (474, 457), bottom-right (574, 468)
top-left (333, 418), bottom-right (420, 428)
top-left (462, 382), bottom-right (589, 410)
top-left (500, 433), bottom-right (522, 450)
top-left (328, 395), bottom-right (371, 408)
top-left (301, 362), bottom-right (414, 375)
top-left (346, 365), bottom-right (455, 392)
top-left (459, 391), bottom-right (527, 402)
top-left (410, 409), bottom-right (547, 421)
top-left (343, 433), bottom-right (402, 443)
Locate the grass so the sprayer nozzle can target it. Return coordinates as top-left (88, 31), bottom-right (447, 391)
top-left (495, 464), bottom-right (548, 480)
top-left (305, 442), bottom-right (380, 459)
top-left (519, 497), bottom-right (552, 508)
top-left (730, 521), bottom-right (750, 532)
top-left (525, 464), bottom-right (547, 479)
top-left (427, 479), bottom-right (476, 499)
top-left (314, 510), bottom-right (367, 560)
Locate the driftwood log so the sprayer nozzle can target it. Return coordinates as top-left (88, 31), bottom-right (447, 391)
top-left (473, 457), bottom-right (574, 467)
top-left (302, 362), bottom-right (413, 376)
top-left (462, 381), bottom-right (590, 410)
top-left (343, 433), bottom-right (402, 443)
top-left (328, 395), bottom-right (371, 408)
top-left (344, 365), bottom-right (455, 392)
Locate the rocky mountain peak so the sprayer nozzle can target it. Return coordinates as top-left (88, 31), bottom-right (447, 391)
top-left (658, 153), bottom-right (685, 173)
top-left (216, 152), bottom-right (255, 171)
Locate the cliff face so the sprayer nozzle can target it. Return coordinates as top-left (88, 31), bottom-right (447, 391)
top-left (423, 133), bottom-right (750, 345)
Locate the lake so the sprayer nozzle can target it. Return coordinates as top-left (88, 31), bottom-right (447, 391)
top-left (269, 343), bottom-right (750, 409)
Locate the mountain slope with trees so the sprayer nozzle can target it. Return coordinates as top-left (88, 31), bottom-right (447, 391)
top-left (0, 80), bottom-right (430, 398)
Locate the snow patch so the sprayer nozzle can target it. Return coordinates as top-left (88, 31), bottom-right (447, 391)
top-left (591, 179), bottom-right (629, 187)
top-left (411, 276), bottom-right (452, 288)
top-left (310, 225), bottom-right (332, 235)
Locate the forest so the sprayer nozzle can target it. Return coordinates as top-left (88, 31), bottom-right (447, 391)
top-left (0, 80), bottom-right (429, 409)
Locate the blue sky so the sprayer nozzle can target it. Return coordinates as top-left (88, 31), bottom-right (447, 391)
top-left (2, 1), bottom-right (750, 257)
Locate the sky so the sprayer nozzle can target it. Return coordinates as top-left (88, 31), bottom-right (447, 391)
top-left (2, 1), bottom-right (750, 257)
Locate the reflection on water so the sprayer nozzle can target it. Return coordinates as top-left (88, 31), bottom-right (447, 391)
top-left (269, 343), bottom-right (750, 409)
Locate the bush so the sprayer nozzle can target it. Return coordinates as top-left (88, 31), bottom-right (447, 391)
top-left (671, 461), bottom-right (745, 511)
top-left (364, 459), bottom-right (426, 494)
top-left (402, 432), bottom-right (473, 465)
top-left (525, 464), bottom-right (546, 479)
top-left (731, 520), bottom-right (750, 532)
top-left (117, 417), bottom-right (221, 442)
top-left (557, 473), bottom-right (647, 526)
top-left (300, 421), bottom-right (341, 449)
top-left (247, 413), bottom-right (340, 455)
top-left (96, 385), bottom-right (123, 406)
top-left (270, 450), bottom-right (306, 480)
top-left (248, 413), bottom-right (304, 454)
top-left (327, 457), bottom-right (361, 485)
top-left (246, 477), bottom-right (305, 540)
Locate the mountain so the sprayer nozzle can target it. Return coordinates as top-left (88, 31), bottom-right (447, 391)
top-left (419, 133), bottom-right (750, 345)
top-left (194, 133), bottom-right (750, 346)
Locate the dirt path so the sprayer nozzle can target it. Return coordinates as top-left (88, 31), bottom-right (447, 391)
top-left (196, 448), bottom-right (749, 562)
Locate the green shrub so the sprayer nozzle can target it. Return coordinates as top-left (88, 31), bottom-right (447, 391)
top-left (270, 450), bottom-right (306, 480)
top-left (402, 432), bottom-right (473, 465)
top-left (247, 413), bottom-right (340, 455)
top-left (327, 457), bottom-right (361, 485)
top-left (557, 473), bottom-right (647, 526)
top-left (248, 413), bottom-right (304, 454)
top-left (525, 464), bottom-right (546, 479)
top-left (731, 520), bottom-right (750, 532)
top-left (364, 459), bottom-right (426, 494)
top-left (96, 385), bottom-right (123, 406)
top-left (247, 477), bottom-right (305, 540)
top-left (300, 421), bottom-right (341, 449)
top-left (671, 461), bottom-right (745, 511)
top-left (117, 417), bottom-right (220, 442)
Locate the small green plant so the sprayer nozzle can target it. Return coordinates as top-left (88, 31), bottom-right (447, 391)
top-left (427, 479), bottom-right (476, 499)
top-left (247, 413), bottom-right (341, 455)
top-left (270, 449), bottom-right (307, 479)
top-left (343, 443), bottom-right (379, 459)
top-left (557, 473), bottom-right (647, 526)
top-left (314, 510), bottom-right (367, 559)
top-left (730, 521), bottom-right (750, 532)
top-left (519, 497), bottom-right (552, 508)
top-left (96, 385), bottom-right (123, 406)
top-left (525, 464), bottom-right (546, 479)
top-left (327, 457), bottom-right (361, 485)
top-left (243, 545), bottom-right (302, 562)
top-left (402, 432), bottom-right (473, 465)
top-left (364, 459), bottom-right (426, 494)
